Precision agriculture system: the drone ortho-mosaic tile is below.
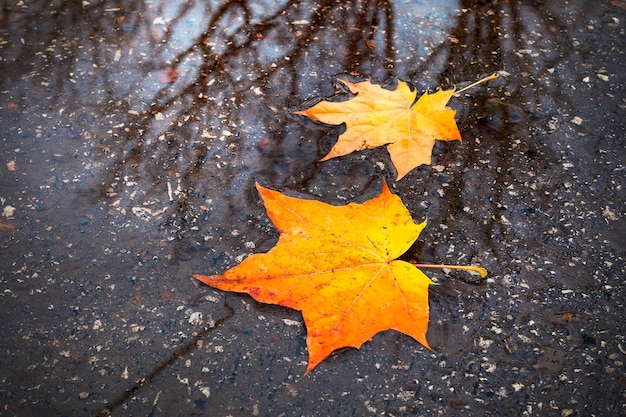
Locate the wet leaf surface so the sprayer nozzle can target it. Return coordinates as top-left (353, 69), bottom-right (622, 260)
top-left (296, 79), bottom-right (461, 179)
top-left (195, 182), bottom-right (435, 373)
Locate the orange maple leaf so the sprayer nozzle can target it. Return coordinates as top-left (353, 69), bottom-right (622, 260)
top-left (296, 79), bottom-right (462, 180)
top-left (194, 182), bottom-right (435, 374)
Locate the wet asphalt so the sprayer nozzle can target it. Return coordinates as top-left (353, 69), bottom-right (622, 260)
top-left (0, 1), bottom-right (624, 416)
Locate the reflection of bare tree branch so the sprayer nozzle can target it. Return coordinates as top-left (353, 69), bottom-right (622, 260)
top-left (87, 0), bottom-right (401, 252)
top-left (415, 1), bottom-right (594, 267)
top-left (1, 0), bottom-right (593, 260)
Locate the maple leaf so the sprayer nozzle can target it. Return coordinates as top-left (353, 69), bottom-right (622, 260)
top-left (194, 182), bottom-right (435, 374)
top-left (296, 79), bottom-right (461, 180)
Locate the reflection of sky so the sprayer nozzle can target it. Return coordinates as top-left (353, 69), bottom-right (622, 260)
top-left (392, 0), bottom-right (460, 74)
top-left (118, 0), bottom-right (461, 107)
top-left (247, 0), bottom-right (289, 24)
top-left (393, 0), bottom-right (460, 50)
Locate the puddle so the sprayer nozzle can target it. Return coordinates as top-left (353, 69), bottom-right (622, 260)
top-left (0, 0), bottom-right (624, 416)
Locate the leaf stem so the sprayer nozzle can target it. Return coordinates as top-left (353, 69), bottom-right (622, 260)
top-left (413, 263), bottom-right (487, 278)
top-left (454, 73), bottom-right (499, 96)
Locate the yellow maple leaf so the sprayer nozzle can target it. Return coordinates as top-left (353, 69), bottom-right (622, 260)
top-left (194, 182), bottom-right (434, 374)
top-left (296, 79), bottom-right (462, 180)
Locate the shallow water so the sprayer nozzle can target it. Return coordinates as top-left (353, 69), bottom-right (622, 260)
top-left (1, 1), bottom-right (624, 416)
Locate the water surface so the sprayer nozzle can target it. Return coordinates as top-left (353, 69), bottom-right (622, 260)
top-left (0, 1), bottom-right (624, 415)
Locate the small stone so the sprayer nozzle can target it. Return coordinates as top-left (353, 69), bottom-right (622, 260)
top-left (478, 337), bottom-right (493, 349)
top-left (597, 73), bottom-right (609, 82)
top-left (199, 386), bottom-right (211, 398)
top-left (602, 206), bottom-right (619, 222)
top-left (188, 312), bottom-right (203, 325)
top-left (2, 205), bottom-right (15, 218)
top-left (130, 324), bottom-right (144, 333)
top-left (79, 392), bottom-right (89, 399)
top-left (571, 116), bottom-right (583, 125)
top-left (511, 383), bottom-right (524, 392)
top-left (490, 324), bottom-right (503, 334)
top-left (482, 362), bottom-right (497, 372)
